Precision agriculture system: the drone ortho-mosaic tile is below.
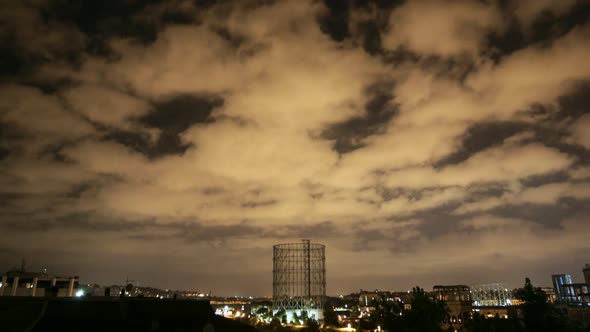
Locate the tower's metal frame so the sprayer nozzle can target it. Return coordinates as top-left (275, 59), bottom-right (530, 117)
top-left (273, 240), bottom-right (326, 314)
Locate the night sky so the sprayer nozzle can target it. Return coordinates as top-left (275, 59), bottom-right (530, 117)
top-left (1, 0), bottom-right (590, 296)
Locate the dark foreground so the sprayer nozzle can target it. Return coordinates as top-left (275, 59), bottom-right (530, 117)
top-left (0, 296), bottom-right (258, 332)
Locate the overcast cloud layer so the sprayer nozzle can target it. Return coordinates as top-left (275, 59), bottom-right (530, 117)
top-left (1, 0), bottom-right (589, 296)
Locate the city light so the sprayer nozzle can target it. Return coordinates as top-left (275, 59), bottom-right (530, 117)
top-left (75, 290), bottom-right (84, 297)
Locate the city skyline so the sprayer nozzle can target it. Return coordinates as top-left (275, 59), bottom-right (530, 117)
top-left (4, 259), bottom-right (589, 298)
top-left (1, 0), bottom-right (590, 297)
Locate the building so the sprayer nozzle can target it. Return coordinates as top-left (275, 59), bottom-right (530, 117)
top-left (472, 306), bottom-right (520, 320)
top-left (272, 240), bottom-right (326, 323)
top-left (472, 283), bottom-right (512, 306)
top-left (358, 292), bottom-right (382, 312)
top-left (551, 265), bottom-right (590, 306)
top-left (561, 284), bottom-right (590, 305)
top-left (0, 271), bottom-right (79, 297)
top-left (553, 274), bottom-right (573, 303)
top-left (540, 287), bottom-right (557, 303)
top-left (568, 306), bottom-right (590, 328)
top-left (434, 285), bottom-right (472, 302)
top-left (433, 285), bottom-right (472, 331)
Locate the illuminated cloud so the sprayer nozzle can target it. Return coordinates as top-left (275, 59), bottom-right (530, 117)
top-left (382, 0), bottom-right (502, 57)
top-left (569, 114), bottom-right (590, 149)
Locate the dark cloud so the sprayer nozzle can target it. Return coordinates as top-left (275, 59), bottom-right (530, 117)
top-left (318, 0), bottom-right (405, 55)
top-left (435, 121), bottom-right (527, 168)
top-left (435, 83), bottom-right (590, 168)
top-left (44, 0), bottom-right (159, 43)
top-left (520, 171), bottom-right (570, 188)
top-left (353, 228), bottom-right (388, 251)
top-left (104, 94), bottom-right (223, 159)
top-left (322, 81), bottom-right (397, 154)
top-left (211, 26), bottom-right (247, 50)
top-left (39, 142), bottom-right (80, 164)
top-left (146, 220), bottom-right (341, 243)
top-left (527, 126), bottom-right (590, 167)
top-left (0, 41), bottom-right (32, 78)
top-left (488, 1), bottom-right (590, 62)
top-left (489, 198), bottom-right (590, 229)
top-left (65, 182), bottom-right (94, 199)
top-left (143, 94), bottom-right (222, 132)
top-left (0, 212), bottom-right (149, 233)
top-left (317, 0), bottom-right (350, 42)
top-left (241, 200), bottom-right (277, 208)
top-left (524, 81), bottom-right (590, 122)
top-left (0, 122), bottom-right (24, 159)
top-left (465, 183), bottom-right (511, 201)
top-left (527, 1), bottom-right (590, 46)
top-left (0, 2), bottom-right (87, 77)
top-left (178, 221), bottom-right (263, 243)
top-left (0, 146), bottom-right (9, 160)
top-left (486, 18), bottom-right (526, 63)
top-left (378, 185), bottom-right (445, 201)
top-left (103, 129), bottom-right (185, 159)
top-left (356, 20), bottom-right (383, 55)
top-left (395, 203), bottom-right (465, 236)
top-left (282, 221), bottom-right (339, 239)
top-left (553, 81), bottom-right (590, 121)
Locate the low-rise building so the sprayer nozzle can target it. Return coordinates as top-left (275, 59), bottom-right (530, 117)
top-left (472, 305), bottom-right (521, 319)
top-left (0, 271), bottom-right (79, 297)
top-left (433, 285), bottom-right (472, 331)
top-left (561, 283), bottom-right (590, 305)
top-left (540, 287), bottom-right (557, 303)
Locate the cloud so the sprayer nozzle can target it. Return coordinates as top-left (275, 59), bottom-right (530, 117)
top-left (1, 0), bottom-right (590, 294)
top-left (382, 0), bottom-right (502, 57)
top-left (62, 84), bottom-right (152, 132)
top-left (461, 215), bottom-right (525, 230)
top-left (466, 24), bottom-right (590, 117)
top-left (0, 1), bottom-right (86, 63)
top-left (568, 113), bottom-right (590, 149)
top-left (384, 142), bottom-right (573, 188)
top-left (454, 181), bottom-right (590, 215)
top-left (513, 0), bottom-right (578, 28)
top-left (0, 84), bottom-right (95, 152)
top-left (570, 167), bottom-right (590, 180)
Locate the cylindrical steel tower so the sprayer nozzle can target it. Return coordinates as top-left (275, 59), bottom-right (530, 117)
top-left (273, 240), bottom-right (326, 321)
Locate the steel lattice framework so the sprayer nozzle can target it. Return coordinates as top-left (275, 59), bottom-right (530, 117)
top-left (273, 240), bottom-right (326, 313)
top-left (472, 283), bottom-right (513, 306)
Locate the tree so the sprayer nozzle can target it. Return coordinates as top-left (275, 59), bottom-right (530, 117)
top-left (362, 296), bottom-right (399, 330)
top-left (268, 317), bottom-right (286, 332)
top-left (514, 277), bottom-right (548, 332)
top-left (273, 308), bottom-right (287, 324)
top-left (464, 312), bottom-right (525, 332)
top-left (304, 318), bottom-right (320, 332)
top-left (293, 310), bottom-right (309, 324)
top-left (256, 307), bottom-right (273, 323)
top-left (383, 287), bottom-right (450, 332)
top-left (514, 277), bottom-right (571, 332)
top-left (323, 301), bottom-right (340, 327)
